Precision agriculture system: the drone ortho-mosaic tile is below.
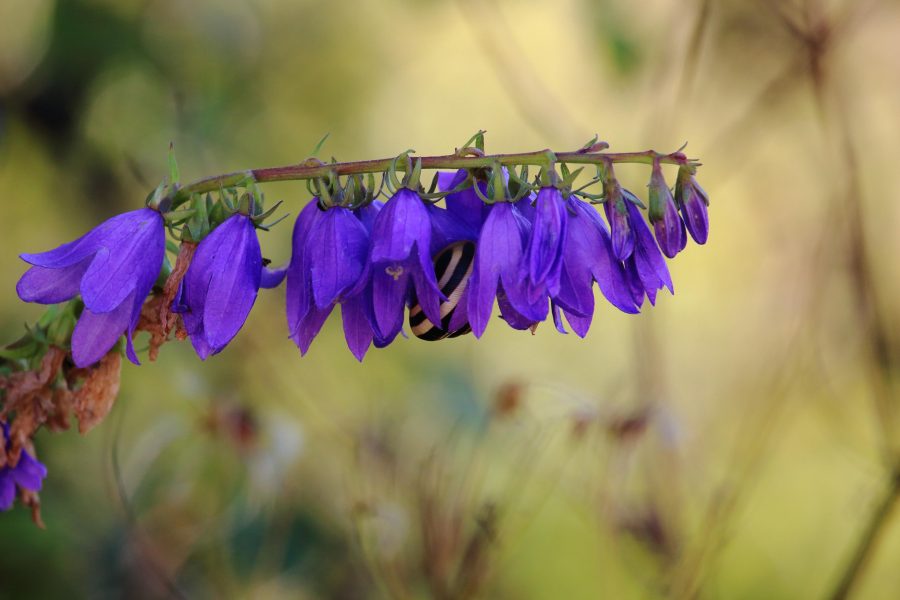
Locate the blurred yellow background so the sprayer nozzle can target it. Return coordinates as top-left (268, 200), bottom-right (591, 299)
top-left (2, 0), bottom-right (900, 598)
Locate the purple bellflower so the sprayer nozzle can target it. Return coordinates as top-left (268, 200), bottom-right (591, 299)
top-left (523, 187), bottom-right (568, 304)
top-left (288, 202), bottom-right (366, 360)
top-left (16, 208), bottom-right (165, 368)
top-left (648, 164), bottom-right (686, 259)
top-left (552, 197), bottom-right (639, 336)
top-left (467, 201), bottom-right (546, 337)
top-left (367, 188), bottom-right (443, 340)
top-left (675, 170), bottom-right (710, 245)
top-left (0, 423), bottom-right (47, 511)
top-left (176, 213), bottom-right (281, 360)
top-left (621, 193), bottom-right (674, 306)
top-left (287, 201), bottom-right (392, 361)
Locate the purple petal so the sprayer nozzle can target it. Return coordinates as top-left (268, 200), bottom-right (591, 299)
top-left (341, 293), bottom-right (374, 361)
top-left (466, 203), bottom-right (524, 337)
top-left (525, 187), bottom-right (567, 296)
top-left (11, 452), bottom-right (47, 492)
top-left (16, 257), bottom-right (92, 304)
top-left (568, 200), bottom-right (638, 314)
top-left (286, 201), bottom-right (325, 337)
top-left (370, 189), bottom-right (431, 263)
top-left (605, 196), bottom-right (635, 261)
top-left (18, 209), bottom-right (151, 268)
top-left (412, 244), bottom-right (444, 326)
top-left (0, 472), bottom-right (14, 511)
top-left (437, 169), bottom-right (466, 192)
top-left (371, 266), bottom-right (409, 339)
top-left (261, 264), bottom-right (288, 289)
top-left (80, 209), bottom-right (165, 314)
top-left (202, 215), bottom-right (262, 352)
top-left (427, 203), bottom-right (478, 255)
top-left (71, 291), bottom-right (134, 368)
top-left (307, 208), bottom-right (369, 309)
top-left (627, 200), bottom-right (673, 296)
top-left (653, 198), bottom-right (685, 259)
top-left (444, 176), bottom-right (488, 233)
top-left (681, 182), bottom-right (709, 244)
top-left (497, 285), bottom-right (539, 331)
top-left (293, 303), bottom-right (334, 355)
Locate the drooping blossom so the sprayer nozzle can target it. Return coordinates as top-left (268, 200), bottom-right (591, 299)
top-left (675, 169), bottom-right (710, 245)
top-left (522, 187), bottom-right (568, 304)
top-left (175, 213), bottom-right (282, 360)
top-left (287, 199), bottom-right (381, 360)
top-left (467, 201), bottom-right (546, 337)
top-left (551, 196), bottom-right (639, 336)
top-left (621, 193), bottom-right (674, 306)
top-left (287, 201), bottom-right (392, 361)
top-left (0, 423), bottom-right (47, 511)
top-left (16, 208), bottom-right (165, 367)
top-left (367, 188), bottom-right (444, 340)
top-left (648, 163), bottom-right (686, 259)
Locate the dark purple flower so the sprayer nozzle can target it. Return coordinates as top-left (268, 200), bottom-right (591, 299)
top-left (622, 193), bottom-right (673, 306)
top-left (467, 202), bottom-right (546, 337)
top-left (16, 208), bottom-right (165, 367)
top-left (287, 201), bottom-right (391, 361)
top-left (523, 187), bottom-right (568, 302)
top-left (0, 423), bottom-right (47, 511)
top-left (675, 170), bottom-right (710, 245)
top-left (648, 164), bottom-right (686, 259)
top-left (368, 188), bottom-right (443, 340)
top-left (176, 213), bottom-right (274, 360)
top-left (552, 197), bottom-right (639, 336)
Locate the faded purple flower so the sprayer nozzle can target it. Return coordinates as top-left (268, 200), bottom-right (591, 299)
top-left (368, 188), bottom-right (443, 340)
top-left (648, 164), bottom-right (686, 259)
top-left (175, 213), bottom-right (276, 360)
top-left (676, 170), bottom-right (710, 245)
top-left (16, 208), bottom-right (165, 367)
top-left (0, 423), bottom-right (47, 511)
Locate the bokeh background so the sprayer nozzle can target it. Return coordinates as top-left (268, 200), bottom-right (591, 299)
top-left (2, 0), bottom-right (900, 598)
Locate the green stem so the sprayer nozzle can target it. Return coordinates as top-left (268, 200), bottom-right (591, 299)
top-left (173, 149), bottom-right (690, 201)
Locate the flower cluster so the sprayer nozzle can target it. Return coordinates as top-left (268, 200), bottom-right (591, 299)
top-left (14, 158), bottom-right (709, 365)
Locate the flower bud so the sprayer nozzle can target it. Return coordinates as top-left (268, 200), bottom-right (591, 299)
top-left (648, 163), bottom-right (686, 258)
top-left (675, 168), bottom-right (709, 245)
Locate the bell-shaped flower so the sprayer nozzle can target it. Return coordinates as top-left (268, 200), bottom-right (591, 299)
top-left (523, 187), bottom-right (568, 303)
top-left (467, 201), bottom-right (546, 337)
top-left (0, 423), bottom-right (47, 511)
top-left (648, 164), bottom-right (686, 259)
top-left (175, 212), bottom-right (281, 359)
top-left (621, 194), bottom-right (673, 306)
top-left (367, 188), bottom-right (443, 340)
top-left (287, 201), bottom-right (392, 361)
top-left (552, 197), bottom-right (639, 336)
top-left (16, 208), bottom-right (165, 367)
top-left (675, 169), bottom-right (710, 245)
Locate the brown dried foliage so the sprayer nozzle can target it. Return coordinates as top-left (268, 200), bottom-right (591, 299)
top-left (73, 351), bottom-right (122, 434)
top-left (137, 241), bottom-right (196, 361)
top-left (0, 346), bottom-right (66, 467)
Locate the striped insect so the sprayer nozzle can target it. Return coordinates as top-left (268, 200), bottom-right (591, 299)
top-left (409, 241), bottom-right (475, 340)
